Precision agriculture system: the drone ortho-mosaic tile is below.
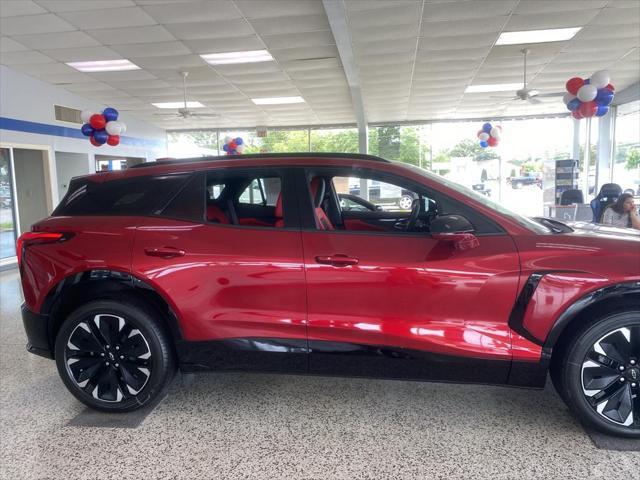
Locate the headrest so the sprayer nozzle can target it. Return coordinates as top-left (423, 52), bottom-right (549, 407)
top-left (598, 183), bottom-right (622, 198)
top-left (310, 177), bottom-right (325, 208)
top-left (274, 192), bottom-right (283, 218)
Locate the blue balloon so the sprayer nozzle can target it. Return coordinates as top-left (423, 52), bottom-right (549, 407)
top-left (595, 89), bottom-right (614, 106)
top-left (103, 107), bottom-right (118, 122)
top-left (222, 143), bottom-right (229, 152)
top-left (595, 105), bottom-right (609, 117)
top-left (81, 123), bottom-right (94, 137)
top-left (93, 129), bottom-right (108, 144)
top-left (567, 98), bottom-right (581, 112)
top-left (583, 78), bottom-right (590, 85)
top-left (482, 122), bottom-right (492, 133)
top-left (479, 140), bottom-right (488, 148)
top-left (235, 137), bottom-right (243, 145)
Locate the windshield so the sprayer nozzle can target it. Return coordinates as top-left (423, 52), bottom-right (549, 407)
top-left (400, 164), bottom-right (552, 234)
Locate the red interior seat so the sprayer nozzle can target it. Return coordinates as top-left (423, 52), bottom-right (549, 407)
top-left (310, 178), bottom-right (334, 230)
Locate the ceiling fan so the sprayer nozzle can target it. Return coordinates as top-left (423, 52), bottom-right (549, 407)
top-left (154, 71), bottom-right (219, 119)
top-left (501, 48), bottom-right (564, 104)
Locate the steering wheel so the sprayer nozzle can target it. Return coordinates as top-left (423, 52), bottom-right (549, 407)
top-left (405, 198), bottom-right (421, 231)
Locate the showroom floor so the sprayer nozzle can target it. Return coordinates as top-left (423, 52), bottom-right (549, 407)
top-left (1, 269), bottom-right (638, 480)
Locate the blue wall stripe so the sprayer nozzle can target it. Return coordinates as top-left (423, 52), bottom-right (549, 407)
top-left (0, 116), bottom-right (165, 149)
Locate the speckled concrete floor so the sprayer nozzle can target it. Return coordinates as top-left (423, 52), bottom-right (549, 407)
top-left (1, 269), bottom-right (639, 480)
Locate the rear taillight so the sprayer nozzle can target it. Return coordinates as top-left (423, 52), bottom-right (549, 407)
top-left (16, 231), bottom-right (67, 266)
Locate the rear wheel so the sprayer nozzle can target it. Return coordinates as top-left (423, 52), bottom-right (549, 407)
top-left (556, 311), bottom-right (640, 438)
top-left (55, 299), bottom-right (175, 412)
top-left (398, 195), bottom-right (413, 210)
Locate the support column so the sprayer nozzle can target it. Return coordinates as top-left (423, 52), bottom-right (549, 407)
top-left (571, 118), bottom-right (580, 160)
top-left (596, 108), bottom-right (614, 192)
top-left (582, 117), bottom-right (591, 200)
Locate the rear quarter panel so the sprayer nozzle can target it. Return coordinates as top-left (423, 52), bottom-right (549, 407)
top-left (21, 216), bottom-right (137, 312)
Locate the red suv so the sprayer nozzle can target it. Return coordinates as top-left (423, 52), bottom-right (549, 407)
top-left (18, 154), bottom-right (640, 438)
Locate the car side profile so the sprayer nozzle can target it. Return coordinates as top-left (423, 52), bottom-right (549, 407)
top-left (18, 153), bottom-right (640, 438)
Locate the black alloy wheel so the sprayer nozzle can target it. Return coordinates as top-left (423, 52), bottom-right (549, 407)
top-left (55, 299), bottom-right (175, 412)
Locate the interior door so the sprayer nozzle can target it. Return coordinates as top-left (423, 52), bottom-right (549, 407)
top-left (132, 170), bottom-right (308, 373)
top-left (300, 169), bottom-right (521, 382)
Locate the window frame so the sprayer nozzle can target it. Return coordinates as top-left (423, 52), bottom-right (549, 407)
top-left (296, 166), bottom-right (506, 237)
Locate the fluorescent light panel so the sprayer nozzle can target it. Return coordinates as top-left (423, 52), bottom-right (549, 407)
top-left (200, 49), bottom-right (273, 65)
top-left (465, 83), bottom-right (522, 93)
top-left (152, 101), bottom-right (204, 109)
top-left (496, 27), bottom-right (581, 46)
top-left (252, 96), bottom-right (305, 105)
top-left (66, 59), bottom-right (140, 72)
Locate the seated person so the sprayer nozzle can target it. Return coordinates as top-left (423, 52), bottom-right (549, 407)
top-left (601, 193), bottom-right (640, 230)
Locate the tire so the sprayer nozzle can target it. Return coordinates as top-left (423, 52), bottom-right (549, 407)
top-left (55, 298), bottom-right (176, 412)
top-left (398, 195), bottom-right (413, 210)
top-left (555, 310), bottom-right (640, 438)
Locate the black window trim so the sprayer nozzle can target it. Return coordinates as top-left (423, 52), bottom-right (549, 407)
top-left (296, 166), bottom-right (506, 238)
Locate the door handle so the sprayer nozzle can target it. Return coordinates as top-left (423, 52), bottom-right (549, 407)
top-left (144, 247), bottom-right (186, 258)
top-left (315, 254), bottom-right (359, 267)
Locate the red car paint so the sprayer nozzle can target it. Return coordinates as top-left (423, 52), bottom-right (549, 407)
top-left (19, 155), bottom-right (640, 372)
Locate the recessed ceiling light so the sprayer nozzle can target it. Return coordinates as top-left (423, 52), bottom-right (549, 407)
top-left (252, 96), bottom-right (305, 105)
top-left (200, 49), bottom-right (274, 65)
top-left (496, 27), bottom-right (582, 46)
top-left (152, 101), bottom-right (205, 109)
top-left (66, 59), bottom-right (140, 72)
top-left (465, 83), bottom-right (523, 93)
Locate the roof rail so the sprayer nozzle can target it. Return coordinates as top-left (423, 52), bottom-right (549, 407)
top-left (129, 152), bottom-right (390, 169)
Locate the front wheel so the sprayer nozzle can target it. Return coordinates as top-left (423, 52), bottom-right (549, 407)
top-left (556, 311), bottom-right (640, 438)
top-left (55, 299), bottom-right (175, 412)
top-left (398, 195), bottom-right (414, 210)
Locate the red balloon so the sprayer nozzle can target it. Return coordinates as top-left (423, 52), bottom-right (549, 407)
top-left (487, 137), bottom-right (498, 147)
top-left (579, 100), bottom-right (598, 118)
top-left (572, 110), bottom-right (583, 120)
top-left (566, 77), bottom-right (584, 95)
top-left (605, 83), bottom-right (615, 92)
top-left (229, 140), bottom-right (237, 150)
top-left (107, 135), bottom-right (120, 146)
top-left (89, 136), bottom-right (101, 146)
top-left (89, 114), bottom-right (106, 130)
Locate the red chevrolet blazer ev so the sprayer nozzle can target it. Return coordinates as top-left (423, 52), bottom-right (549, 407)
top-left (17, 153), bottom-right (640, 438)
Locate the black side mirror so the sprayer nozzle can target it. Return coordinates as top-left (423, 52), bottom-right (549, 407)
top-left (430, 214), bottom-right (479, 251)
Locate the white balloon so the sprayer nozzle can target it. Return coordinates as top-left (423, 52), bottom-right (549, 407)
top-left (563, 92), bottom-right (576, 105)
top-left (236, 144), bottom-right (245, 153)
top-left (119, 122), bottom-right (127, 134)
top-left (490, 127), bottom-right (501, 140)
top-left (223, 136), bottom-right (232, 144)
top-left (80, 110), bottom-right (95, 123)
top-left (590, 70), bottom-right (610, 89)
top-left (577, 84), bottom-right (597, 102)
top-left (478, 132), bottom-right (490, 141)
top-left (105, 121), bottom-right (122, 136)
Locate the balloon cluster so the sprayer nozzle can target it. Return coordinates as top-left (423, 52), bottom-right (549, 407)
top-left (80, 107), bottom-right (126, 147)
top-left (222, 136), bottom-right (244, 155)
top-left (563, 70), bottom-right (615, 119)
top-left (477, 122), bottom-right (501, 148)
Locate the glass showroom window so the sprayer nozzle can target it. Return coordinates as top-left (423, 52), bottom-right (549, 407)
top-left (254, 129), bottom-right (309, 153)
top-left (367, 125), bottom-right (428, 167)
top-left (167, 130), bottom-right (219, 158)
top-left (310, 128), bottom-right (358, 153)
top-left (613, 101), bottom-right (640, 195)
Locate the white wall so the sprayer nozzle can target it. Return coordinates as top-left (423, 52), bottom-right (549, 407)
top-left (0, 65), bottom-right (168, 206)
top-left (55, 151), bottom-right (89, 199)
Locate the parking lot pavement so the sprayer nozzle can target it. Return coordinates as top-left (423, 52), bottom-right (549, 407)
top-left (1, 269), bottom-right (638, 480)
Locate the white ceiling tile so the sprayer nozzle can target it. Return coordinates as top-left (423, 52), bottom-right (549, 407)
top-left (88, 69), bottom-right (157, 81)
top-left (421, 16), bottom-right (507, 37)
top-left (109, 41), bottom-right (191, 58)
top-left (141, 0), bottom-right (241, 23)
top-left (0, 13), bottom-right (75, 35)
top-left (1, 1), bottom-right (47, 17)
top-left (0, 37), bottom-right (28, 52)
top-left (57, 6), bottom-right (157, 29)
top-left (591, 6), bottom-right (640, 25)
top-left (35, 0), bottom-right (135, 12)
top-left (353, 38), bottom-right (417, 56)
top-left (131, 54), bottom-right (207, 70)
top-left (514, 0), bottom-right (607, 14)
top-left (33, 71), bottom-right (95, 84)
top-left (250, 14), bottom-right (330, 36)
top-left (262, 31), bottom-right (335, 50)
top-left (62, 81), bottom-right (118, 93)
top-left (182, 35), bottom-right (264, 54)
top-left (43, 46), bottom-right (123, 62)
top-left (349, 4), bottom-right (422, 28)
top-left (12, 61), bottom-right (76, 75)
top-left (164, 19), bottom-right (253, 40)
top-left (0, 50), bottom-right (55, 64)
top-left (423, 0), bottom-right (517, 22)
top-left (505, 10), bottom-right (601, 31)
top-left (420, 33), bottom-right (498, 51)
top-left (270, 45), bottom-right (339, 62)
top-left (352, 23), bottom-right (419, 42)
top-left (235, 1), bottom-right (325, 19)
top-left (11, 31), bottom-right (100, 50)
top-left (215, 61), bottom-right (283, 75)
top-left (88, 25), bottom-right (176, 45)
